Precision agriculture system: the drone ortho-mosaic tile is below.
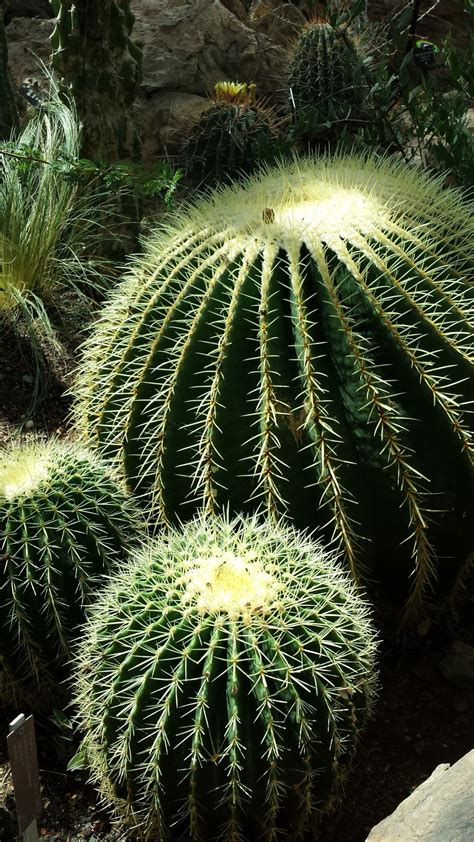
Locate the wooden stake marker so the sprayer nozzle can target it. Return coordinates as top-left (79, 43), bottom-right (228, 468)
top-left (7, 714), bottom-right (41, 841)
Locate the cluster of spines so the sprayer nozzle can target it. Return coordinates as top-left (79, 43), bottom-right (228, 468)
top-left (0, 438), bottom-right (142, 706)
top-left (72, 513), bottom-right (378, 841)
top-left (72, 154), bottom-right (474, 623)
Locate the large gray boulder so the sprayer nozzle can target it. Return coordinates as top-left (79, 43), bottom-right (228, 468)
top-left (366, 750), bottom-right (474, 841)
top-left (130, 0), bottom-right (286, 96)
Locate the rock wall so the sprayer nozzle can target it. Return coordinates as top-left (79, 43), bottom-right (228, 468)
top-left (2, 0), bottom-right (471, 159)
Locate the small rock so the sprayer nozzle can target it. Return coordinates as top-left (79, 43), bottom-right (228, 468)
top-left (366, 751), bottom-right (474, 841)
top-left (440, 641), bottom-right (474, 687)
top-left (24, 418), bottom-right (34, 430)
top-left (220, 0), bottom-right (248, 20)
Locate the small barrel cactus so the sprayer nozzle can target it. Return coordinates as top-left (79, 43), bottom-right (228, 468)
top-left (0, 438), bottom-right (142, 707)
top-left (183, 81), bottom-right (279, 182)
top-left (288, 17), bottom-right (367, 135)
top-left (72, 513), bottom-right (377, 841)
top-left (73, 154), bottom-right (474, 623)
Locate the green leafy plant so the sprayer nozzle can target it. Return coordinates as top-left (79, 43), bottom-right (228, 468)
top-left (350, 7), bottom-right (474, 189)
top-left (0, 142), bottom-right (184, 229)
top-left (0, 84), bottom-right (115, 408)
top-left (421, 32), bottom-right (474, 188)
top-left (183, 81), bottom-right (280, 183)
top-left (0, 438), bottom-right (142, 708)
top-left (72, 154), bottom-right (474, 625)
top-left (358, 69), bottom-right (474, 189)
top-left (72, 512), bottom-right (377, 841)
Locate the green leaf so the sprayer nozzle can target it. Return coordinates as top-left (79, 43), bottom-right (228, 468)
top-left (67, 747), bottom-right (88, 772)
top-left (51, 708), bottom-right (73, 732)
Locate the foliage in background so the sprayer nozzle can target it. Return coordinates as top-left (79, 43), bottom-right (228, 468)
top-left (347, 3), bottom-right (474, 189)
top-left (428, 34), bottom-right (474, 187)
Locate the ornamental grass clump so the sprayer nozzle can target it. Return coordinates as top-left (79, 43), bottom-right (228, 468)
top-left (73, 153), bottom-right (474, 623)
top-left (0, 82), bottom-right (112, 407)
top-left (0, 438), bottom-right (142, 708)
top-left (72, 513), bottom-right (378, 841)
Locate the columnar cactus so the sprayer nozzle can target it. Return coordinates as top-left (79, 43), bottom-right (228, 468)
top-left (288, 18), bottom-right (367, 135)
top-left (0, 12), bottom-right (18, 140)
top-left (73, 154), bottom-right (474, 622)
top-left (183, 81), bottom-right (279, 182)
top-left (50, 0), bottom-right (142, 160)
top-left (0, 439), bottom-right (142, 707)
top-left (73, 513), bottom-right (378, 841)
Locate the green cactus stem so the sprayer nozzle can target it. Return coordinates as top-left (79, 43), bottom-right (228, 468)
top-left (0, 438), bottom-right (142, 708)
top-left (0, 13), bottom-right (18, 140)
top-left (183, 81), bottom-right (279, 183)
top-left (50, 0), bottom-right (142, 161)
top-left (73, 153), bottom-right (474, 624)
top-left (72, 512), bottom-right (378, 841)
top-left (288, 18), bottom-right (367, 136)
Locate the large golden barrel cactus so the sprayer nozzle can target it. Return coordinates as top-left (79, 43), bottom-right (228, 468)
top-left (73, 154), bottom-right (474, 622)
